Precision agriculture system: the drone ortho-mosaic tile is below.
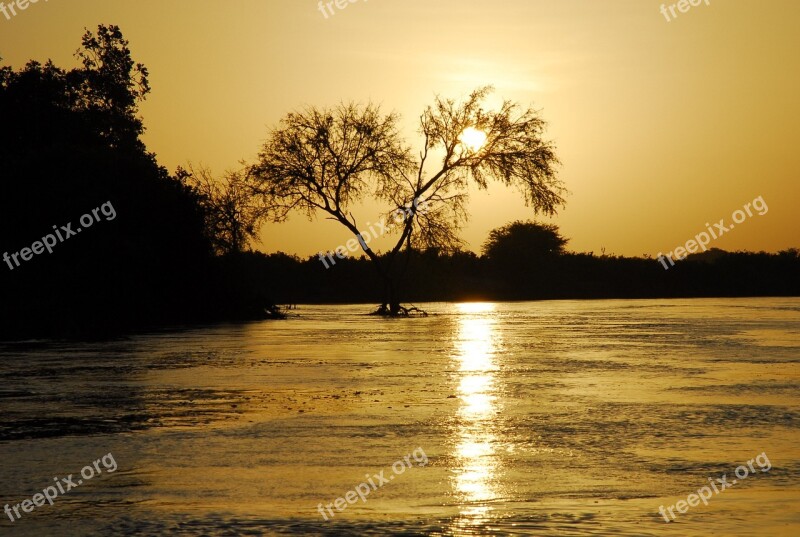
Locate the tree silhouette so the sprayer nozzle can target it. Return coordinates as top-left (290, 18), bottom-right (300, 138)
top-left (251, 86), bottom-right (566, 315)
top-left (71, 25), bottom-right (150, 151)
top-left (177, 164), bottom-right (263, 255)
top-left (0, 25), bottom-right (275, 338)
top-left (483, 220), bottom-right (568, 261)
top-left (482, 220), bottom-right (568, 292)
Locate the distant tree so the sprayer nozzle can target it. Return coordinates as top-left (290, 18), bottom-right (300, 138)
top-left (250, 86), bottom-right (566, 315)
top-left (779, 248), bottom-right (800, 259)
top-left (481, 221), bottom-right (568, 294)
top-left (177, 164), bottom-right (263, 255)
top-left (483, 220), bottom-right (568, 261)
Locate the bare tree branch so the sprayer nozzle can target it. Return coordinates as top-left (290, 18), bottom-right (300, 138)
top-left (249, 88), bottom-right (566, 315)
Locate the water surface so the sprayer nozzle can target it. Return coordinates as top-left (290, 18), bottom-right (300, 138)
top-left (1, 298), bottom-right (799, 535)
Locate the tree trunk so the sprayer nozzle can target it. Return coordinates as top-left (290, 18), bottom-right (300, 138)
top-left (388, 280), bottom-right (401, 316)
top-left (376, 274), bottom-right (397, 314)
top-left (369, 250), bottom-right (425, 317)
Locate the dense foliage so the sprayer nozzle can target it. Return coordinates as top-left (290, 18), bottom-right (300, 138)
top-left (0, 26), bottom-right (271, 338)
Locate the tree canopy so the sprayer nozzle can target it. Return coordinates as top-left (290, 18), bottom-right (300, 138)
top-left (0, 25), bottom-right (273, 338)
top-left (177, 164), bottom-right (263, 255)
top-left (483, 220), bottom-right (569, 260)
top-left (251, 87), bottom-right (566, 315)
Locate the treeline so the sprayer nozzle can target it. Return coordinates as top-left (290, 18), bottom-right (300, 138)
top-left (2, 26), bottom-right (796, 339)
top-left (0, 26), bottom-right (271, 339)
top-left (234, 247), bottom-right (800, 305)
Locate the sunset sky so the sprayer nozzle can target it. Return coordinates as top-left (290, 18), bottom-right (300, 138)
top-left (3, 0), bottom-right (798, 258)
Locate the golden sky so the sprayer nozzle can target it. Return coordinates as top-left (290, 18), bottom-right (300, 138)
top-left (2, 0), bottom-right (798, 257)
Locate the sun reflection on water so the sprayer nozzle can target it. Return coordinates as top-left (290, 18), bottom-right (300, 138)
top-left (451, 302), bottom-right (505, 531)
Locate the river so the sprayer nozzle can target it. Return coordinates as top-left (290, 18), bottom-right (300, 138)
top-left (1, 298), bottom-right (798, 536)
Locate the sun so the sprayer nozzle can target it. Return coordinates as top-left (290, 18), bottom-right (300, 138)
top-left (459, 127), bottom-right (487, 152)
